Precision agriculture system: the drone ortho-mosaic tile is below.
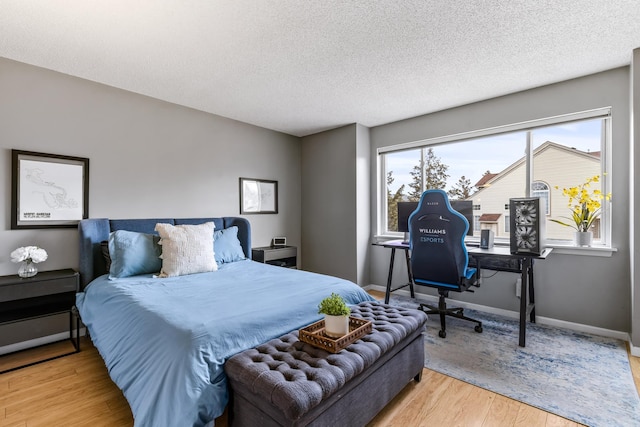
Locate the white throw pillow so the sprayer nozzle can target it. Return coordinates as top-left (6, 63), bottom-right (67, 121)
top-left (155, 222), bottom-right (217, 277)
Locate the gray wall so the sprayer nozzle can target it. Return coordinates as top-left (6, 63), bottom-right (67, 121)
top-left (355, 124), bottom-right (371, 287)
top-left (0, 58), bottom-right (301, 346)
top-left (301, 124), bottom-right (370, 286)
top-left (632, 49), bottom-right (640, 351)
top-left (369, 67), bottom-right (632, 333)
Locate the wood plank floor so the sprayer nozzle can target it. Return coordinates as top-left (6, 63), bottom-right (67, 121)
top-left (1, 290), bottom-right (637, 426)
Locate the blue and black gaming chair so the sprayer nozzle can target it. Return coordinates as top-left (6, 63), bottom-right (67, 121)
top-left (409, 189), bottom-right (483, 338)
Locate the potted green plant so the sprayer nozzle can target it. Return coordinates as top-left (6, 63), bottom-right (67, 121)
top-left (318, 293), bottom-right (351, 338)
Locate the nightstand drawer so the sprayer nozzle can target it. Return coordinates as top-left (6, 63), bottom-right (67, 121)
top-left (0, 270), bottom-right (78, 303)
top-left (0, 277), bottom-right (77, 303)
top-left (252, 246), bottom-right (298, 269)
top-left (260, 247), bottom-right (296, 262)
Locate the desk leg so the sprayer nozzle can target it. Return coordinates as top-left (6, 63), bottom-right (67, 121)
top-left (404, 249), bottom-right (415, 298)
top-left (519, 259), bottom-right (528, 347)
top-left (528, 260), bottom-right (536, 323)
top-left (385, 248), bottom-right (396, 304)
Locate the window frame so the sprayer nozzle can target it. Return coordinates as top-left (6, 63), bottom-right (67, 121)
top-left (377, 108), bottom-right (612, 248)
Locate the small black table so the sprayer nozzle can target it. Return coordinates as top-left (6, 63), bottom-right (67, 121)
top-left (0, 268), bottom-right (80, 373)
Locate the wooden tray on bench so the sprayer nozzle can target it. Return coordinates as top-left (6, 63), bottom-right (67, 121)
top-left (299, 317), bottom-right (372, 353)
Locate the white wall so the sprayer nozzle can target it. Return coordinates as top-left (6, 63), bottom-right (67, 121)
top-left (369, 67), bottom-right (632, 333)
top-left (0, 58), bottom-right (301, 345)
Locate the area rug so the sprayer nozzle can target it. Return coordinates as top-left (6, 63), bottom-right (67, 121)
top-left (388, 295), bottom-right (640, 427)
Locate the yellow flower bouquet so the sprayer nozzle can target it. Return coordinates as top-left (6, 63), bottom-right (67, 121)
top-left (551, 175), bottom-right (611, 232)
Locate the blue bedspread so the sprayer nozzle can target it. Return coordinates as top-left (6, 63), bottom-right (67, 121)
top-left (76, 260), bottom-right (374, 427)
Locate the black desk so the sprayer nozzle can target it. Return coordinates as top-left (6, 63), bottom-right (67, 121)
top-left (374, 240), bottom-right (552, 347)
top-left (468, 247), bottom-right (552, 347)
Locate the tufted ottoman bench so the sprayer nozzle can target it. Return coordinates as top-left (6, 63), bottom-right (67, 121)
top-left (225, 301), bottom-right (428, 427)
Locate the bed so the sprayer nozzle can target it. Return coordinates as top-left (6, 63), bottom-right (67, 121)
top-left (76, 217), bottom-right (374, 427)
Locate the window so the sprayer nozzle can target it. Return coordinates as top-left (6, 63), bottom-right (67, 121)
top-left (532, 181), bottom-right (550, 215)
top-left (504, 215), bottom-right (510, 234)
top-left (379, 109), bottom-right (611, 245)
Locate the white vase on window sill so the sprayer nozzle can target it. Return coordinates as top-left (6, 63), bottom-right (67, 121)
top-left (575, 231), bottom-right (593, 247)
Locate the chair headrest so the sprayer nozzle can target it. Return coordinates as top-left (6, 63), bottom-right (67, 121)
top-left (415, 190), bottom-right (450, 214)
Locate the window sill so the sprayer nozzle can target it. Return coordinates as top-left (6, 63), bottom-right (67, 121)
top-left (544, 243), bottom-right (616, 257)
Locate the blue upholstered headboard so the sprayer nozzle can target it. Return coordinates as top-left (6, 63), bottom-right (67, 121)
top-left (78, 217), bottom-right (251, 289)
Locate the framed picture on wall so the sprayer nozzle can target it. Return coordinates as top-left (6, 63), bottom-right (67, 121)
top-left (11, 150), bottom-right (90, 229)
top-left (239, 177), bottom-right (278, 214)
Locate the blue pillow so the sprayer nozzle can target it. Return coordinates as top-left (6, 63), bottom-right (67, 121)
top-left (108, 230), bottom-right (162, 279)
top-left (214, 226), bottom-right (246, 264)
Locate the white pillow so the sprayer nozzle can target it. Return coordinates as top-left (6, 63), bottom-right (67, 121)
top-left (155, 222), bottom-right (217, 277)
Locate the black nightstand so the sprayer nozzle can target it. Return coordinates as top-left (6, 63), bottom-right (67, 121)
top-left (0, 268), bottom-right (80, 373)
top-left (252, 246), bottom-right (297, 269)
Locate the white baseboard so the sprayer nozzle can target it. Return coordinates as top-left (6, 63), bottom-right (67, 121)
top-left (0, 328), bottom-right (86, 356)
top-left (364, 284), bottom-right (629, 342)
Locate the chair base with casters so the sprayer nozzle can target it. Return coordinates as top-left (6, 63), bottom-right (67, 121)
top-left (419, 289), bottom-right (483, 338)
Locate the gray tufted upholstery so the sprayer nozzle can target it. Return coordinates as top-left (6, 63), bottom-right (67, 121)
top-left (225, 301), bottom-right (427, 421)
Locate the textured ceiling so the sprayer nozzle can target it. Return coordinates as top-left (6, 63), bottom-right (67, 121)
top-left (2, 1), bottom-right (640, 137)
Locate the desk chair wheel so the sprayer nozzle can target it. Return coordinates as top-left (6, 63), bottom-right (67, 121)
top-left (475, 325), bottom-right (483, 333)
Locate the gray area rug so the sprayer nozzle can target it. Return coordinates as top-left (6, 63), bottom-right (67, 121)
top-left (388, 295), bottom-right (640, 427)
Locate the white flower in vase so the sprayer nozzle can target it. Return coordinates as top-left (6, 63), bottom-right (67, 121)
top-left (10, 246), bottom-right (48, 278)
